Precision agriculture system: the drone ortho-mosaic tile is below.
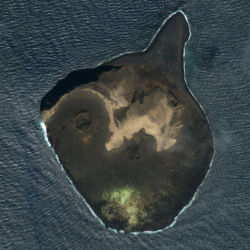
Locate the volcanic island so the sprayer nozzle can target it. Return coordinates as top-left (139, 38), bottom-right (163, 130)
top-left (40, 12), bottom-right (213, 233)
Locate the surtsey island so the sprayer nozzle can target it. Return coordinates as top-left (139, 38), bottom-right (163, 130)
top-left (40, 12), bottom-right (213, 233)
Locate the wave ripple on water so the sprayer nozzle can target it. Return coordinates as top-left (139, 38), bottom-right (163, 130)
top-left (0, 0), bottom-right (249, 249)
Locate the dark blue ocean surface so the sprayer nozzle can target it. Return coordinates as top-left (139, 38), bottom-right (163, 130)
top-left (0, 0), bottom-right (249, 249)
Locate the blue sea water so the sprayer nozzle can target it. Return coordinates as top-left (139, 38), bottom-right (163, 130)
top-left (0, 0), bottom-right (249, 249)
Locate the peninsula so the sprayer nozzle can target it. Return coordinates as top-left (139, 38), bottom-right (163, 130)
top-left (40, 12), bottom-right (213, 232)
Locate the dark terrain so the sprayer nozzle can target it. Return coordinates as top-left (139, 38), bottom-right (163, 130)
top-left (41, 12), bottom-right (213, 232)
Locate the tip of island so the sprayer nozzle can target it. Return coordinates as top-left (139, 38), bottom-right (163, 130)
top-left (40, 11), bottom-right (214, 233)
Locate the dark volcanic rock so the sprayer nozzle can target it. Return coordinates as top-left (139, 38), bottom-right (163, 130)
top-left (41, 12), bottom-right (213, 232)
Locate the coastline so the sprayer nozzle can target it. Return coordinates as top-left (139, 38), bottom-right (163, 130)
top-left (40, 10), bottom-right (214, 233)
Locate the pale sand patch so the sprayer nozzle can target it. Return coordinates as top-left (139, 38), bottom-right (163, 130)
top-left (42, 81), bottom-right (183, 152)
top-left (104, 88), bottom-right (182, 152)
top-left (84, 84), bottom-right (182, 152)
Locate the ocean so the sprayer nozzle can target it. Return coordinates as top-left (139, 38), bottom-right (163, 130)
top-left (0, 0), bottom-right (249, 249)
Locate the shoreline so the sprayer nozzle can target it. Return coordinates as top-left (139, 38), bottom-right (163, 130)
top-left (40, 10), bottom-right (214, 233)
